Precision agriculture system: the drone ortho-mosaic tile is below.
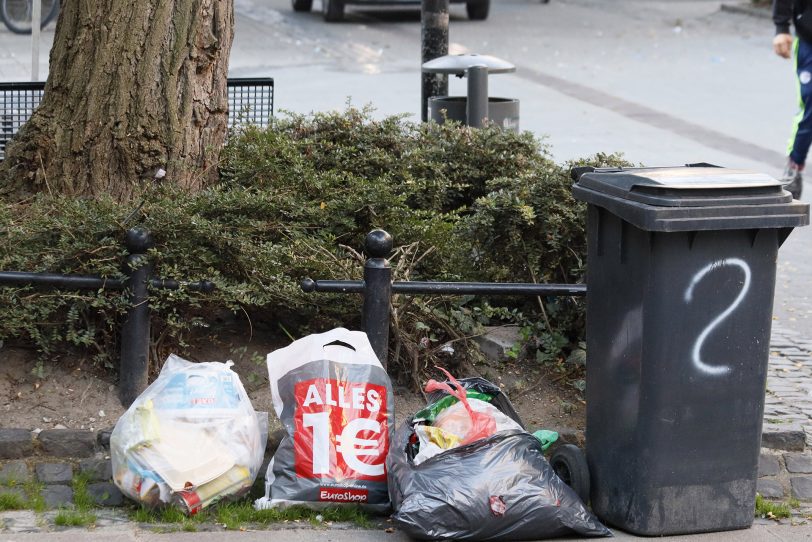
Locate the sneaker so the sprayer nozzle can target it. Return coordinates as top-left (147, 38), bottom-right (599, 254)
top-left (782, 160), bottom-right (804, 200)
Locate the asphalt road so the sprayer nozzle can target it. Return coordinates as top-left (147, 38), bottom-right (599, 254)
top-left (1, 0), bottom-right (810, 333)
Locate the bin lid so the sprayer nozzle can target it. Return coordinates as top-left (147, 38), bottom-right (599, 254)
top-left (572, 165), bottom-right (810, 232)
top-left (422, 54), bottom-right (516, 75)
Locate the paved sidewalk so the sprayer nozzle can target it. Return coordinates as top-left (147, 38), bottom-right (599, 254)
top-left (2, 522), bottom-right (812, 541)
top-left (2, 517), bottom-right (812, 541)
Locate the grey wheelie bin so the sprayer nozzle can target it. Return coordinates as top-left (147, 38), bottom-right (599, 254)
top-left (571, 164), bottom-right (810, 536)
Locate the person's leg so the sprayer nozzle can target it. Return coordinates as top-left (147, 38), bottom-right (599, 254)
top-left (785, 38), bottom-right (812, 198)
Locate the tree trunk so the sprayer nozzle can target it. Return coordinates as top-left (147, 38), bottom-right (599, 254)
top-left (0, 0), bottom-right (234, 202)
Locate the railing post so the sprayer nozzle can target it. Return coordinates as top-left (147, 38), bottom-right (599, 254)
top-left (119, 227), bottom-right (154, 407)
top-left (421, 0), bottom-right (449, 122)
top-left (362, 229), bottom-right (393, 368)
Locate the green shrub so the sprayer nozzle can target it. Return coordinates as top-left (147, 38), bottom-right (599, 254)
top-left (0, 107), bottom-right (627, 383)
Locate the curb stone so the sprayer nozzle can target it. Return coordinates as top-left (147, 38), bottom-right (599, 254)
top-left (759, 454), bottom-right (781, 477)
top-left (0, 429), bottom-right (34, 459)
top-left (761, 424), bottom-right (806, 452)
top-left (37, 430), bottom-right (96, 458)
top-left (87, 482), bottom-right (124, 506)
top-left (79, 458), bottom-right (113, 481)
top-left (757, 478), bottom-right (786, 499)
top-left (0, 461), bottom-right (31, 484)
top-left (35, 463), bottom-right (73, 485)
top-left (792, 476), bottom-right (812, 500)
top-left (41, 485), bottom-right (73, 509)
top-left (785, 453), bottom-right (812, 474)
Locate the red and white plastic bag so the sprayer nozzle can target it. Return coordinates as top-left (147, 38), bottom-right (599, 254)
top-left (254, 328), bottom-right (394, 512)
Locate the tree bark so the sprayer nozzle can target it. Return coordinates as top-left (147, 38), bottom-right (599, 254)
top-left (0, 0), bottom-right (234, 202)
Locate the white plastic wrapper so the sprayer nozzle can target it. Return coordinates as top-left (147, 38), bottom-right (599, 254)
top-left (110, 355), bottom-right (267, 514)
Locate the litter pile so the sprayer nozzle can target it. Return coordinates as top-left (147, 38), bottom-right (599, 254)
top-left (107, 330), bottom-right (610, 540)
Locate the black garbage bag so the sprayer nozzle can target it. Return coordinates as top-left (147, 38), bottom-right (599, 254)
top-left (387, 377), bottom-right (611, 541)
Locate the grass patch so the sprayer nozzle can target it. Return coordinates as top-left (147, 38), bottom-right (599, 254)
top-left (250, 503), bottom-right (371, 529)
top-left (130, 504), bottom-right (205, 532)
top-left (72, 473), bottom-right (94, 510)
top-left (130, 500), bottom-right (371, 531)
top-left (755, 493), bottom-right (792, 519)
top-left (0, 492), bottom-right (26, 511)
top-left (23, 480), bottom-right (45, 512)
top-left (54, 509), bottom-right (97, 527)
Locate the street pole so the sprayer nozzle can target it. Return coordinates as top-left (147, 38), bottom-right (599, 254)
top-left (421, 0), bottom-right (449, 122)
top-left (31, 0), bottom-right (41, 80)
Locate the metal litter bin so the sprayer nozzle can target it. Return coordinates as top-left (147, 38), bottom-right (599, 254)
top-left (572, 165), bottom-right (810, 536)
top-left (422, 54), bottom-right (519, 132)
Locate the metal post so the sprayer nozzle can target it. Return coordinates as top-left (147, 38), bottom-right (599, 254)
top-left (466, 65), bottom-right (488, 128)
top-left (421, 0), bottom-right (449, 122)
top-left (119, 228), bottom-right (154, 407)
top-left (31, 0), bottom-right (41, 81)
top-left (362, 229), bottom-right (393, 368)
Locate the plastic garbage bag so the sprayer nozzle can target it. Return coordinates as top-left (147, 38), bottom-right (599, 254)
top-left (413, 400), bottom-right (523, 465)
top-left (254, 328), bottom-right (394, 512)
top-left (387, 376), bottom-right (612, 540)
top-left (412, 389), bottom-right (494, 425)
top-left (110, 355), bottom-right (266, 514)
top-left (424, 369), bottom-right (499, 444)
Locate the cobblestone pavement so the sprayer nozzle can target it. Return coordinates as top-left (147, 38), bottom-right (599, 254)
top-left (757, 324), bottom-right (812, 508)
top-left (765, 325), bottom-right (812, 449)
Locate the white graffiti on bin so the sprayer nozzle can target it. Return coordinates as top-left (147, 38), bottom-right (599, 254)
top-left (684, 258), bottom-right (752, 376)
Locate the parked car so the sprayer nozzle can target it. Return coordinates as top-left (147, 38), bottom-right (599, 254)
top-left (294, 0), bottom-right (489, 23)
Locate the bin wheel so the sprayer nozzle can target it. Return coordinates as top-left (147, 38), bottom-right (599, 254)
top-left (292, 0), bottom-right (313, 12)
top-left (550, 444), bottom-right (590, 504)
top-left (322, 0), bottom-right (344, 21)
top-left (466, 0), bottom-right (489, 20)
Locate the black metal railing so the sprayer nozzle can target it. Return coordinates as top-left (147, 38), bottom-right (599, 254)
top-left (0, 228), bottom-right (214, 406)
top-left (301, 229), bottom-right (587, 367)
top-left (0, 77), bottom-right (274, 160)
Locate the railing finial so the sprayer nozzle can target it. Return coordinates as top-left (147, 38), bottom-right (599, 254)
top-left (365, 229), bottom-right (393, 259)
